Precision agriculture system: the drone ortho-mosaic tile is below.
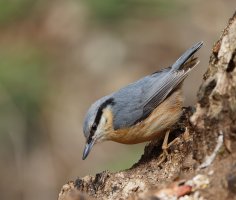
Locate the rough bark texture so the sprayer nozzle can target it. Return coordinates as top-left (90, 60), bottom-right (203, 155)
top-left (58, 12), bottom-right (236, 200)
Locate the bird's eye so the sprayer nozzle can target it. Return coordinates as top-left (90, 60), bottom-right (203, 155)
top-left (91, 123), bottom-right (97, 130)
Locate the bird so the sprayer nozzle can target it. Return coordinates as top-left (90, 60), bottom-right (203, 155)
top-left (82, 41), bottom-right (203, 160)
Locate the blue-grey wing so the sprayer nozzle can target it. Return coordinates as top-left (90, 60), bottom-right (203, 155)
top-left (141, 68), bottom-right (188, 119)
top-left (142, 41), bottom-right (202, 118)
top-left (112, 69), bottom-right (187, 130)
top-left (112, 42), bottom-right (202, 130)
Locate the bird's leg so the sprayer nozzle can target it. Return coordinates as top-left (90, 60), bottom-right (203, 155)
top-left (156, 130), bottom-right (170, 165)
top-left (157, 130), bottom-right (180, 166)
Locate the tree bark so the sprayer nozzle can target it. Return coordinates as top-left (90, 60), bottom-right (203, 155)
top-left (58, 11), bottom-right (236, 200)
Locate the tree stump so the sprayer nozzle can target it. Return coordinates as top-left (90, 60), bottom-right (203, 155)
top-left (58, 11), bottom-right (236, 200)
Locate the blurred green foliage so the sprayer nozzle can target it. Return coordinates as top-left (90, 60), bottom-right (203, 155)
top-left (0, 44), bottom-right (50, 147)
top-left (0, 0), bottom-right (37, 25)
top-left (0, 0), bottom-right (182, 26)
top-left (106, 145), bottom-right (145, 171)
top-left (83, 0), bottom-right (180, 24)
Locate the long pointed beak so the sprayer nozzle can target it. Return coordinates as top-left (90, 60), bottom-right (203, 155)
top-left (82, 140), bottom-right (95, 160)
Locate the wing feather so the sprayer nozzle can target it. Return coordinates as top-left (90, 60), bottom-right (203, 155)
top-left (112, 42), bottom-right (203, 129)
top-left (142, 59), bottom-right (199, 119)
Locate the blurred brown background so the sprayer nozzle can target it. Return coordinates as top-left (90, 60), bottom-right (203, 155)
top-left (0, 0), bottom-right (235, 199)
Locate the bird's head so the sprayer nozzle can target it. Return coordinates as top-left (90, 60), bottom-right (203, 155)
top-left (82, 97), bottom-right (115, 160)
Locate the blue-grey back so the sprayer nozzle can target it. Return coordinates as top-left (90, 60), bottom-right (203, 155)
top-left (111, 41), bottom-right (203, 129)
top-left (83, 41), bottom-right (203, 134)
top-left (112, 69), bottom-right (171, 129)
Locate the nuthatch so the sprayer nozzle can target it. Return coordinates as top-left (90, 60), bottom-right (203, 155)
top-left (82, 41), bottom-right (203, 160)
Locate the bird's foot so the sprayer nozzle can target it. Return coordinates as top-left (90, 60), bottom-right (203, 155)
top-left (156, 130), bottom-right (181, 166)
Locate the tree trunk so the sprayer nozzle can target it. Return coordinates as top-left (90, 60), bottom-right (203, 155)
top-left (58, 11), bottom-right (236, 200)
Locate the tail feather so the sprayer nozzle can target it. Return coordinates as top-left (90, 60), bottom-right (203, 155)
top-left (171, 41), bottom-right (203, 71)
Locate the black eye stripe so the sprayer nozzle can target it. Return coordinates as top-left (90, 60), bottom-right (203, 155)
top-left (87, 98), bottom-right (115, 143)
top-left (94, 98), bottom-right (115, 126)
